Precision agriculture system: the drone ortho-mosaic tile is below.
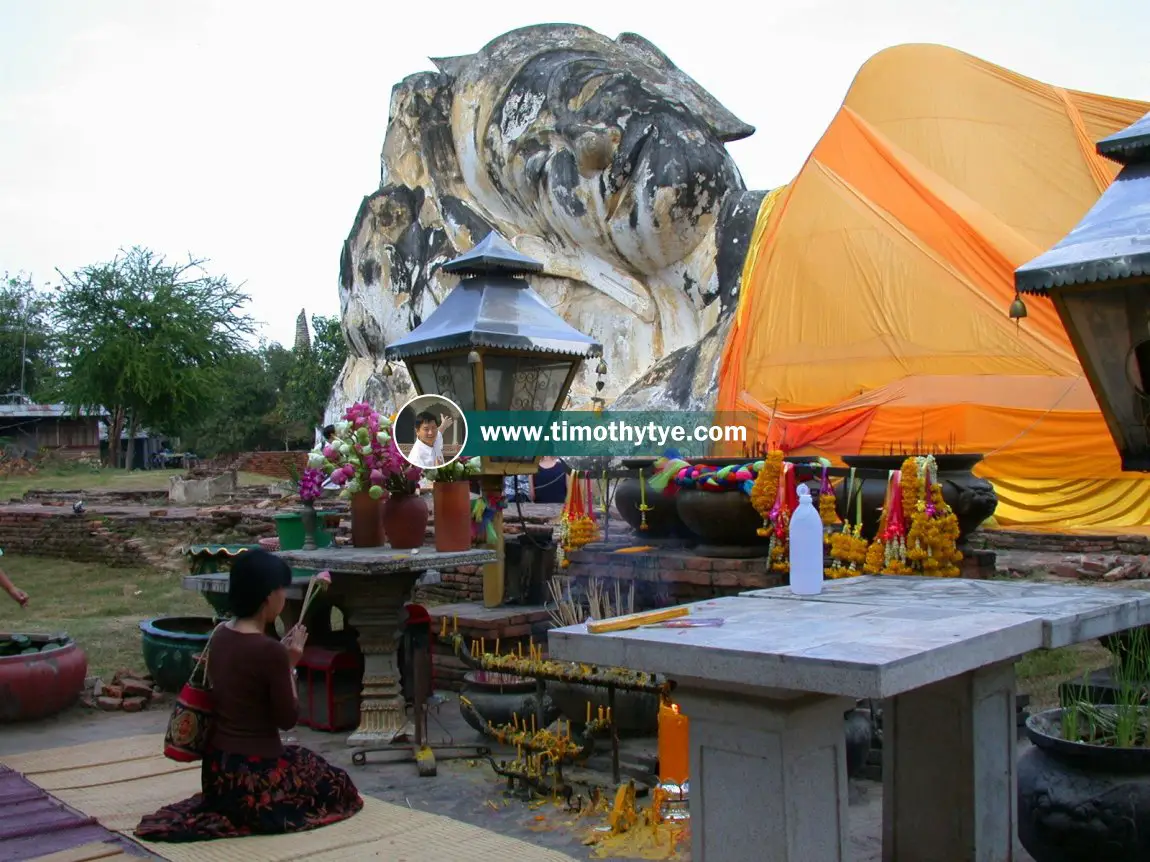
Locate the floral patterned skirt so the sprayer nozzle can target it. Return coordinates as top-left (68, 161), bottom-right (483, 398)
top-left (134, 745), bottom-right (363, 842)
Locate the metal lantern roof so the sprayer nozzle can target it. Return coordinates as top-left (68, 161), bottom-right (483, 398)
top-left (384, 232), bottom-right (603, 360)
top-left (1014, 111), bottom-right (1150, 295)
top-left (1097, 111), bottom-right (1150, 166)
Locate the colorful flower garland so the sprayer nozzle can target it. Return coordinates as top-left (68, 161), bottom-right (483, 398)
top-left (558, 471), bottom-right (600, 567)
top-left (863, 456), bottom-right (962, 577)
top-left (827, 468), bottom-right (868, 578)
top-left (472, 489), bottom-right (508, 545)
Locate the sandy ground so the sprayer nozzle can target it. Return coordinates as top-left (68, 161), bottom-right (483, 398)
top-left (0, 694), bottom-right (940, 861)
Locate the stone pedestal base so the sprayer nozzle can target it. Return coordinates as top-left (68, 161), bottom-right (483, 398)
top-left (882, 661), bottom-right (1018, 861)
top-left (677, 685), bottom-right (854, 862)
top-left (341, 571), bottom-right (421, 747)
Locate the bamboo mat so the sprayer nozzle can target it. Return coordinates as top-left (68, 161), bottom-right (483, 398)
top-left (3, 735), bottom-right (578, 862)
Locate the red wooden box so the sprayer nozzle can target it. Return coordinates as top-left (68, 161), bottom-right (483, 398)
top-left (296, 646), bottom-right (363, 732)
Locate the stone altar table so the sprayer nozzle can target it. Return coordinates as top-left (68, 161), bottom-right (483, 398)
top-left (738, 576), bottom-right (1150, 861)
top-left (276, 546), bottom-right (495, 747)
top-left (183, 546), bottom-right (495, 747)
top-left (549, 580), bottom-right (1150, 862)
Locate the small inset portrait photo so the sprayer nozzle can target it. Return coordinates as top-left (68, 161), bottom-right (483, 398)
top-left (394, 395), bottom-right (467, 470)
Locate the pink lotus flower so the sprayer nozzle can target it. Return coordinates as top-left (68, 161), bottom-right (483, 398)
top-left (317, 571), bottom-right (332, 584)
top-left (370, 469), bottom-right (384, 486)
top-left (323, 445), bottom-right (337, 460)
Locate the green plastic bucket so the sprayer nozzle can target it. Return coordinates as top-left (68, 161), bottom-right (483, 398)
top-left (274, 511), bottom-right (337, 551)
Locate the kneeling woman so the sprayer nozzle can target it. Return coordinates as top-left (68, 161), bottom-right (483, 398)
top-left (136, 550), bottom-right (363, 841)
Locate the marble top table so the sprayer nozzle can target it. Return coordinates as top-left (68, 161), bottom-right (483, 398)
top-left (549, 580), bottom-right (1149, 862)
top-left (741, 575), bottom-right (1150, 648)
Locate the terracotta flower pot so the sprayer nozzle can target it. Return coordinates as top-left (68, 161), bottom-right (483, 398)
top-left (385, 492), bottom-right (429, 550)
top-left (433, 481), bottom-right (472, 552)
top-left (350, 491), bottom-right (384, 548)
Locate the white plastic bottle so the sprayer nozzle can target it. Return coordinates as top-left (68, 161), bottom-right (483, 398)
top-left (788, 485), bottom-right (824, 595)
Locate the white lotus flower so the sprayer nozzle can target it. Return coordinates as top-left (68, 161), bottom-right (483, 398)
top-left (307, 452), bottom-right (325, 468)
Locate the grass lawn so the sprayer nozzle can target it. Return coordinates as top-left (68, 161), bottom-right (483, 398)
top-left (0, 554), bottom-right (207, 680)
top-left (0, 463), bottom-right (282, 501)
top-left (1015, 642), bottom-right (1112, 709)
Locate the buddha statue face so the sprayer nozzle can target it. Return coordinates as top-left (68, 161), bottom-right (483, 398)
top-left (446, 26), bottom-right (753, 277)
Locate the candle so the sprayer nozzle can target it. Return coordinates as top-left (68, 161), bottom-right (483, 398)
top-left (598, 705), bottom-right (604, 721)
top-left (513, 713), bottom-right (518, 729)
top-left (480, 637), bottom-right (485, 655)
top-left (586, 701), bottom-right (591, 722)
top-left (452, 615), bottom-right (458, 634)
top-left (606, 707), bottom-right (612, 724)
top-left (518, 643), bottom-right (523, 658)
top-left (495, 638), bottom-right (500, 655)
top-left (439, 617), bottom-right (446, 637)
top-left (531, 713), bottom-right (537, 732)
top-left (658, 702), bottom-right (689, 785)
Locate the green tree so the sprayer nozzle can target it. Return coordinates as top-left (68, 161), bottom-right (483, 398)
top-left (53, 247), bottom-right (254, 468)
top-left (0, 273), bottom-right (56, 399)
top-left (284, 314), bottom-right (347, 428)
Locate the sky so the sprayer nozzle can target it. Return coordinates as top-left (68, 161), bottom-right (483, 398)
top-left (0, 0), bottom-right (1147, 347)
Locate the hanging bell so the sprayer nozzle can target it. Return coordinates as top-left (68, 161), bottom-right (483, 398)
top-left (468, 350), bottom-right (481, 364)
top-left (1008, 295), bottom-right (1028, 320)
top-left (383, 362), bottom-right (394, 376)
top-left (595, 380), bottom-right (605, 392)
top-left (595, 358), bottom-right (608, 376)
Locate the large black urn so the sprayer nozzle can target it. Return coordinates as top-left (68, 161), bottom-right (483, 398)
top-left (1018, 708), bottom-right (1150, 862)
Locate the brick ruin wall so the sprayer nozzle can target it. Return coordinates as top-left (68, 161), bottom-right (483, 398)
top-left (232, 451), bottom-right (309, 480)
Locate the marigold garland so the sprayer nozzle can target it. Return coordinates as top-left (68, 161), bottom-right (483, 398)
top-left (818, 464), bottom-right (840, 529)
top-left (558, 471), bottom-right (599, 566)
top-left (751, 450), bottom-right (784, 536)
top-left (827, 468), bottom-right (870, 578)
top-left (890, 456), bottom-right (962, 577)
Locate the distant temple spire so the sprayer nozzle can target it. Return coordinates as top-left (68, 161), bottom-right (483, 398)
top-left (294, 309), bottom-right (311, 351)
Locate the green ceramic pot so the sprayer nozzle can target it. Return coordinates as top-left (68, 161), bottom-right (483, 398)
top-left (274, 511), bottom-right (338, 551)
top-left (139, 616), bottom-right (216, 692)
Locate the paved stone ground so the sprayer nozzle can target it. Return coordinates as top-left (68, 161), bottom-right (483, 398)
top-left (0, 695), bottom-right (911, 861)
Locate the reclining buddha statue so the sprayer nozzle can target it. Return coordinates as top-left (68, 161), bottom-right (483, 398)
top-left (330, 24), bottom-right (765, 420)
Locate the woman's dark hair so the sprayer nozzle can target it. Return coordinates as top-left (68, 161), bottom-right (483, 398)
top-left (322, 424), bottom-right (335, 440)
top-left (228, 549), bottom-right (292, 618)
top-left (414, 411), bottom-right (439, 429)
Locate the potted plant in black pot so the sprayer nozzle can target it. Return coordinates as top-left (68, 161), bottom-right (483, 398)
top-left (1018, 626), bottom-right (1150, 862)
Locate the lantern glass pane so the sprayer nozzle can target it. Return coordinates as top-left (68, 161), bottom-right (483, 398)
top-left (1059, 284), bottom-right (1150, 464)
top-left (483, 355), bottom-right (576, 413)
top-left (409, 356), bottom-right (476, 411)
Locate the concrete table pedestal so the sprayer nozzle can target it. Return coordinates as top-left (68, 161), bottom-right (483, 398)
top-left (679, 684), bottom-right (855, 862)
top-left (882, 661), bottom-right (1018, 861)
top-left (340, 572), bottom-right (421, 746)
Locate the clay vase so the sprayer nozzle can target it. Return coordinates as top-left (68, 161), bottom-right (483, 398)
top-left (433, 481), bottom-right (472, 552)
top-left (300, 502), bottom-right (318, 551)
top-left (385, 492), bottom-right (430, 550)
top-left (835, 454), bottom-right (998, 543)
top-left (349, 491), bottom-right (384, 548)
